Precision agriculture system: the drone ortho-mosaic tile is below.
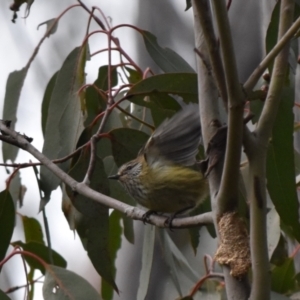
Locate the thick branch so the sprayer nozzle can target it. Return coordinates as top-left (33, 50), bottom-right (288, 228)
top-left (193, 0), bottom-right (228, 108)
top-left (248, 1), bottom-right (294, 300)
top-left (0, 123), bottom-right (212, 229)
top-left (211, 0), bottom-right (245, 214)
top-left (192, 1), bottom-right (249, 299)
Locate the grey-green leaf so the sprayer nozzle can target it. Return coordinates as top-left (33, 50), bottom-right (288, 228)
top-left (137, 225), bottom-right (155, 300)
top-left (141, 30), bottom-right (195, 73)
top-left (2, 68), bottom-right (28, 162)
top-left (40, 47), bottom-right (85, 206)
top-left (43, 265), bottom-right (102, 300)
top-left (0, 191), bottom-right (15, 266)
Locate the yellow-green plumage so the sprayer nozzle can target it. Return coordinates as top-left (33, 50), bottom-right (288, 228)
top-left (108, 104), bottom-right (209, 216)
top-left (138, 160), bottom-right (208, 212)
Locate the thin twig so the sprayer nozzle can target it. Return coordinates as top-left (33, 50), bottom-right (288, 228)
top-left (244, 16), bottom-right (300, 93)
top-left (0, 122), bottom-right (213, 228)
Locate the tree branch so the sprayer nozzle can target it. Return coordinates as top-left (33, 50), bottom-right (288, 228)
top-left (193, 0), bottom-right (228, 109)
top-left (211, 0), bottom-right (245, 214)
top-left (192, 1), bottom-right (249, 299)
top-left (0, 122), bottom-right (212, 229)
top-left (244, 16), bottom-right (300, 94)
top-left (247, 1), bottom-right (295, 299)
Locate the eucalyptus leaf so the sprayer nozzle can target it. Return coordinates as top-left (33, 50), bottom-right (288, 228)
top-left (2, 68), bottom-right (28, 163)
top-left (141, 30), bottom-right (194, 73)
top-left (40, 47), bottom-right (86, 207)
top-left (0, 191), bottom-right (15, 267)
top-left (43, 265), bottom-right (102, 300)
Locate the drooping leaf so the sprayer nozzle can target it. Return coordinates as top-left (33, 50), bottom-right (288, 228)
top-left (95, 65), bottom-right (118, 92)
top-left (266, 2), bottom-right (298, 73)
top-left (21, 215), bottom-right (45, 244)
top-left (185, 0), bottom-right (192, 11)
top-left (0, 191), bottom-right (15, 266)
top-left (266, 205), bottom-right (280, 259)
top-left (141, 30), bottom-right (195, 73)
top-left (161, 231), bottom-right (199, 284)
top-left (271, 257), bottom-right (296, 293)
top-left (8, 170), bottom-right (26, 207)
top-left (66, 152), bottom-right (118, 292)
top-left (136, 225), bottom-right (155, 300)
top-left (43, 265), bottom-right (102, 300)
top-left (101, 210), bottom-right (122, 300)
top-left (11, 241), bottom-right (66, 274)
top-left (0, 290), bottom-right (11, 300)
top-left (266, 2), bottom-right (280, 57)
top-left (40, 47), bottom-right (86, 207)
top-left (41, 71), bottom-right (58, 136)
top-left (126, 73), bottom-right (198, 106)
top-left (2, 68), bottom-right (28, 163)
top-left (78, 43), bottom-right (90, 113)
top-left (37, 18), bottom-right (59, 38)
top-left (109, 128), bottom-right (149, 167)
top-left (158, 230), bottom-right (182, 296)
top-left (270, 291), bottom-right (291, 300)
top-left (266, 85), bottom-right (300, 242)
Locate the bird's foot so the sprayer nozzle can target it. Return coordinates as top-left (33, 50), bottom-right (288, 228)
top-left (142, 210), bottom-right (157, 224)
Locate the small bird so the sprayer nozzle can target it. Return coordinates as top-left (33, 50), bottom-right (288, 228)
top-left (108, 104), bottom-right (209, 225)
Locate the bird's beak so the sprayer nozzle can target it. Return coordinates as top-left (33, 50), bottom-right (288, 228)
top-left (108, 174), bottom-right (120, 180)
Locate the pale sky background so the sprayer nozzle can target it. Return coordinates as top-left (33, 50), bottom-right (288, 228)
top-left (0, 1), bottom-right (194, 299)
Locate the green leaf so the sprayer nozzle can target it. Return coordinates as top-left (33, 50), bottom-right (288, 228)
top-left (270, 291), bottom-right (290, 300)
top-left (137, 225), bottom-right (155, 300)
top-left (271, 258), bottom-right (296, 293)
top-left (126, 73), bottom-right (198, 106)
top-left (37, 18), bottom-right (59, 38)
top-left (0, 290), bottom-right (11, 300)
top-left (66, 152), bottom-right (118, 292)
top-left (266, 2), bottom-right (280, 57)
top-left (61, 183), bottom-right (81, 231)
top-left (95, 65), bottom-right (118, 91)
top-left (101, 210), bottom-right (122, 300)
top-left (161, 231), bottom-right (199, 284)
top-left (103, 156), bottom-right (135, 244)
top-left (43, 265), bottom-right (102, 300)
top-left (109, 128), bottom-right (149, 167)
top-left (41, 72), bottom-right (58, 136)
top-left (158, 230), bottom-right (182, 296)
top-left (2, 68), bottom-right (28, 163)
top-left (84, 65), bottom-right (119, 127)
top-left (21, 215), bottom-right (45, 244)
top-left (141, 30), bottom-right (195, 73)
top-left (185, 0), bottom-right (192, 11)
top-left (266, 86), bottom-right (300, 242)
top-left (11, 241), bottom-right (67, 274)
top-left (125, 67), bottom-right (142, 84)
top-left (0, 191), bottom-right (15, 267)
top-left (40, 47), bottom-right (86, 206)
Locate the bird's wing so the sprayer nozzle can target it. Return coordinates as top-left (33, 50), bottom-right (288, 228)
top-left (142, 104), bottom-right (201, 167)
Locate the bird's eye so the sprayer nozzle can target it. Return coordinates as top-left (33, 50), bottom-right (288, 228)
top-left (125, 165), bottom-right (133, 171)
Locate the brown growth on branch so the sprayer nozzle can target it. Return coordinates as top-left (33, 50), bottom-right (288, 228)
top-left (215, 211), bottom-right (251, 277)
